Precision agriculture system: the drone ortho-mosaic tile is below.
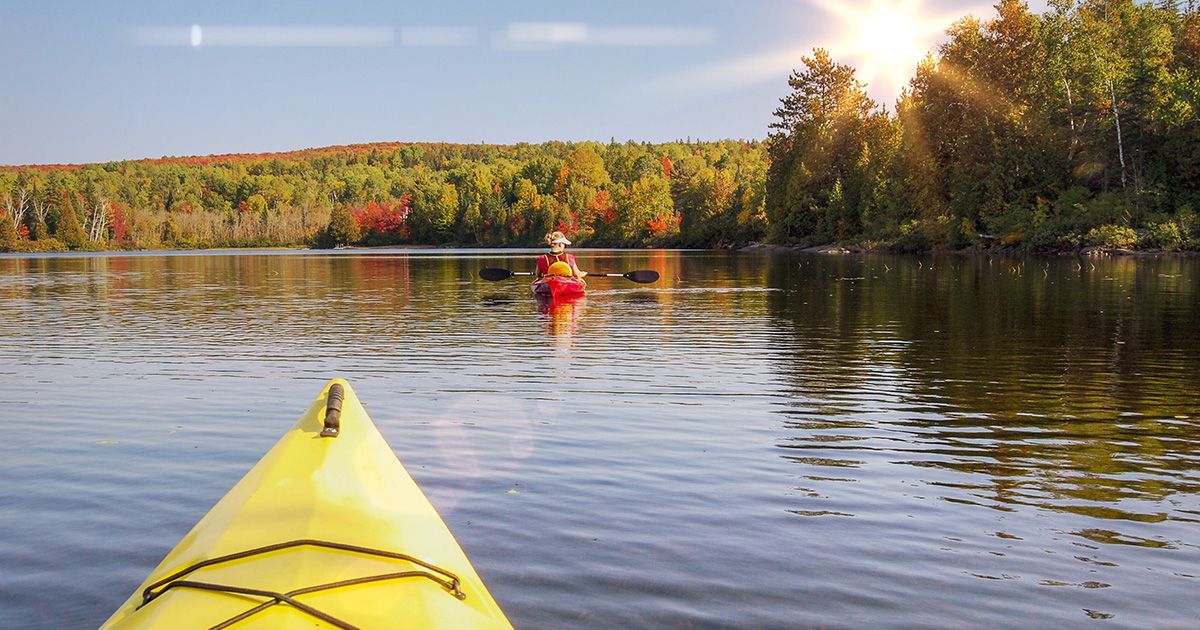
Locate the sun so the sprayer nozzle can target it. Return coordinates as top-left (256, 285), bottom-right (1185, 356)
top-left (653, 0), bottom-right (976, 102)
top-left (858, 6), bottom-right (923, 74)
top-left (809, 0), bottom-right (958, 103)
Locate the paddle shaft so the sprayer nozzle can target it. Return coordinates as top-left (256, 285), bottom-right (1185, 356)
top-left (479, 267), bottom-right (658, 283)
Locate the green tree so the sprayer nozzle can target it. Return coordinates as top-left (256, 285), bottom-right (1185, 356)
top-left (766, 49), bottom-right (892, 242)
top-left (678, 166), bottom-right (735, 245)
top-left (54, 192), bottom-right (87, 249)
top-left (565, 144), bottom-right (611, 189)
top-left (410, 178), bottom-right (459, 243)
top-left (319, 204), bottom-right (360, 248)
top-left (449, 163), bottom-right (495, 243)
top-left (0, 210), bottom-right (17, 251)
top-left (618, 176), bottom-right (675, 243)
top-left (508, 177), bottom-right (541, 242)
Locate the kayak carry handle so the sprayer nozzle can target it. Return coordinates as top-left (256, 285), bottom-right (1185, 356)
top-left (321, 384), bottom-right (344, 438)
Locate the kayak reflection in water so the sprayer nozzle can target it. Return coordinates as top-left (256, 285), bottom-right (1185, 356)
top-left (535, 231), bottom-right (587, 283)
top-left (538, 292), bottom-right (584, 341)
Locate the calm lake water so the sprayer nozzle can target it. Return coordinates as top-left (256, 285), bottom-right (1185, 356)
top-left (1, 249), bottom-right (1198, 628)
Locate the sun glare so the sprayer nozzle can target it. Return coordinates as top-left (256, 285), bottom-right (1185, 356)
top-left (809, 0), bottom-right (961, 104)
top-left (858, 8), bottom-right (922, 72)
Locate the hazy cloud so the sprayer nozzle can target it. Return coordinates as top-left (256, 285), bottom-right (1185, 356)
top-left (134, 26), bottom-right (395, 47)
top-left (497, 23), bottom-right (716, 49)
top-left (650, 46), bottom-right (811, 94)
top-left (135, 22), bottom-right (714, 50)
top-left (400, 26), bottom-right (478, 47)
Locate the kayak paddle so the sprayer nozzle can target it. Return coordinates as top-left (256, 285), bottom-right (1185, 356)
top-left (479, 268), bottom-right (533, 281)
top-left (479, 267), bottom-right (659, 283)
top-left (597, 270), bottom-right (660, 283)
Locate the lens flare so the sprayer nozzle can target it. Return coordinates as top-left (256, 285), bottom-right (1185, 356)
top-left (805, 0), bottom-right (975, 104)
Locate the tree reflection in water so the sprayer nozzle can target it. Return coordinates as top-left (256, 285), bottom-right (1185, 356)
top-left (766, 254), bottom-right (1200, 541)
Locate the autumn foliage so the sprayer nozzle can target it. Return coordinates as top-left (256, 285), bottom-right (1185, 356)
top-left (109, 202), bottom-right (128, 244)
top-left (351, 196), bottom-right (412, 245)
top-left (647, 214), bottom-right (682, 238)
top-left (588, 190), bottom-right (617, 226)
top-left (1, 138), bottom-right (767, 251)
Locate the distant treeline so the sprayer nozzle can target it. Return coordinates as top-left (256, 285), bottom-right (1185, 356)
top-left (0, 139), bottom-right (767, 252)
top-left (768, 0), bottom-right (1199, 252)
top-left (2, 0), bottom-right (1197, 254)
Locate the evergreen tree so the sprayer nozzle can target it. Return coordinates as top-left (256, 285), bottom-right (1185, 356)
top-left (766, 49), bottom-right (892, 242)
top-left (54, 192), bottom-right (86, 249)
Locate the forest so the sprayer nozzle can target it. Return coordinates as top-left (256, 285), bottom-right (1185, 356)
top-left (1, 0), bottom-right (1196, 253)
top-left (0, 139), bottom-right (767, 252)
top-left (768, 0), bottom-right (1199, 251)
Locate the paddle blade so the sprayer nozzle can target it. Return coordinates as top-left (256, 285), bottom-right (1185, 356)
top-left (479, 267), bottom-right (514, 281)
top-left (623, 270), bottom-right (660, 283)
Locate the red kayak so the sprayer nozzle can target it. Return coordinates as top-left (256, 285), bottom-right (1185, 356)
top-left (532, 276), bottom-right (586, 299)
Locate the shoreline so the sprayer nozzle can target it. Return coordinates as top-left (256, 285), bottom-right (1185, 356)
top-left (738, 242), bottom-right (1200, 258)
top-left (3, 242), bottom-right (1199, 258)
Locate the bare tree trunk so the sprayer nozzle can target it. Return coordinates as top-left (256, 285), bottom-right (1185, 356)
top-left (16, 187), bottom-right (29, 230)
top-left (31, 196), bottom-right (50, 226)
top-left (1062, 77), bottom-right (1077, 161)
top-left (1108, 77), bottom-right (1127, 190)
top-left (88, 197), bottom-right (110, 242)
top-left (3, 187), bottom-right (30, 232)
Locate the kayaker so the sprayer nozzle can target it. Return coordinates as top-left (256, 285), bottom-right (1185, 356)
top-left (536, 231), bottom-right (587, 283)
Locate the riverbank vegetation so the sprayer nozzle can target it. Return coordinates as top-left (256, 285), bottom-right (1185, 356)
top-left (768, 0), bottom-right (1199, 252)
top-left (1, 139), bottom-right (767, 252)
top-left (1, 1), bottom-right (1196, 254)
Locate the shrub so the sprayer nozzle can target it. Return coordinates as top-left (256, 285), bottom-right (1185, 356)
top-left (1024, 218), bottom-right (1080, 252)
top-left (1085, 224), bottom-right (1137, 248)
top-left (25, 237), bottom-right (66, 252)
top-left (1140, 222), bottom-right (1183, 251)
top-left (949, 217), bottom-right (977, 248)
top-left (1079, 191), bottom-right (1130, 230)
top-left (1176, 205), bottom-right (1196, 239)
top-left (1054, 186), bottom-right (1092, 226)
top-left (893, 219), bottom-right (930, 253)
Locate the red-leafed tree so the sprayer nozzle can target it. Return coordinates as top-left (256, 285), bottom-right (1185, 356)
top-left (352, 195), bottom-right (412, 245)
top-left (556, 209), bottom-right (579, 236)
top-left (109, 202), bottom-right (128, 244)
top-left (660, 156), bottom-right (673, 178)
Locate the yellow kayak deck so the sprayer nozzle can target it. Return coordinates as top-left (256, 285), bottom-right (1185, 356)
top-left (102, 379), bottom-right (511, 629)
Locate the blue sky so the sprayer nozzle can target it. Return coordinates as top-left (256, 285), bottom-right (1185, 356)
top-left (0, 1), bottom-right (1047, 165)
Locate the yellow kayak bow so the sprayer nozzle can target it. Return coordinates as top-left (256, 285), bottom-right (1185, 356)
top-left (102, 379), bottom-right (512, 629)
